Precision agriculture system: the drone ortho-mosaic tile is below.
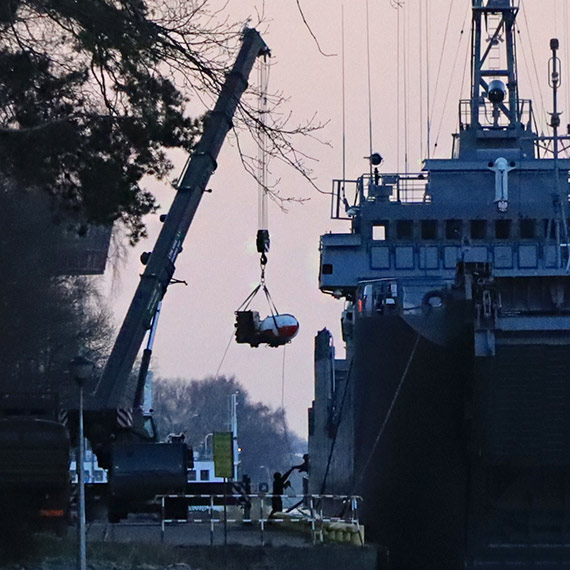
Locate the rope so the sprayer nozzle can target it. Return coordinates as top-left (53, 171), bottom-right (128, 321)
top-left (319, 358), bottom-right (354, 495)
top-left (397, 6), bottom-right (401, 171)
top-left (564, 2), bottom-right (570, 125)
top-left (460, 17), bottom-right (471, 103)
top-left (237, 255), bottom-right (279, 315)
top-left (214, 329), bottom-right (235, 379)
top-left (419, 0), bottom-right (424, 161)
top-left (521, 1), bottom-right (547, 124)
top-left (402, 4), bottom-right (408, 173)
top-left (429, 0), bottom-right (454, 157)
top-left (365, 0), bottom-right (374, 169)
top-left (426, 0), bottom-right (431, 159)
top-left (433, 2), bottom-right (470, 151)
top-left (280, 345), bottom-right (294, 464)
top-left (352, 333), bottom-right (420, 495)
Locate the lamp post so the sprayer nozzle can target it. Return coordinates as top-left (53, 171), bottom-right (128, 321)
top-left (70, 356), bottom-right (94, 570)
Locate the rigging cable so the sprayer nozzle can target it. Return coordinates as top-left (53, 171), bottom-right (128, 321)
top-left (426, 0), bottom-right (432, 160)
top-left (352, 333), bottom-right (420, 494)
top-left (365, 0), bottom-right (374, 172)
top-left (460, 15), bottom-right (471, 106)
top-left (258, 54), bottom-right (270, 248)
top-left (521, 1), bottom-right (547, 125)
top-left (342, 4), bottom-right (347, 193)
top-left (565, 0), bottom-right (570, 149)
top-left (419, 0), bottom-right (424, 161)
top-left (215, 328), bottom-right (235, 379)
top-left (391, 1), bottom-right (406, 170)
top-left (517, 28), bottom-right (541, 144)
top-left (397, 5), bottom-right (401, 171)
top-left (403, 3), bottom-right (409, 173)
top-left (429, 0), bottom-right (454, 157)
top-left (319, 357), bottom-right (354, 495)
top-left (433, 2), bottom-right (471, 153)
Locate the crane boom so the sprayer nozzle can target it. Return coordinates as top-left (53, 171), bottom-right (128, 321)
top-left (93, 29), bottom-right (269, 409)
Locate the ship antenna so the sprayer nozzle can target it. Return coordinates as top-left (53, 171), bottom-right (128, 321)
top-left (549, 39), bottom-right (570, 269)
top-left (365, 0), bottom-right (374, 176)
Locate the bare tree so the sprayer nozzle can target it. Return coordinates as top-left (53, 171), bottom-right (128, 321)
top-left (0, 1), bottom-right (322, 243)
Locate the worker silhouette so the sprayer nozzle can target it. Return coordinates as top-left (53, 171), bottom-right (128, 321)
top-left (269, 466), bottom-right (296, 518)
top-left (242, 474), bottom-right (252, 522)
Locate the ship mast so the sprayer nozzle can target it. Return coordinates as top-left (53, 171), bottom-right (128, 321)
top-left (470, 0), bottom-right (519, 129)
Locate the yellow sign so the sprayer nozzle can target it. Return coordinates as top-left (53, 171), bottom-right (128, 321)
top-left (213, 432), bottom-right (234, 479)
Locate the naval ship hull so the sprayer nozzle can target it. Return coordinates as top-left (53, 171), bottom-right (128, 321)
top-left (312, 307), bottom-right (570, 569)
top-left (352, 314), bottom-right (470, 569)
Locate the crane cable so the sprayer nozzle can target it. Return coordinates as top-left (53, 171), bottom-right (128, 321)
top-left (235, 54), bottom-right (280, 322)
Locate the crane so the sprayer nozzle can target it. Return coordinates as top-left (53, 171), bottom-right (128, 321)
top-left (75, 28), bottom-right (270, 521)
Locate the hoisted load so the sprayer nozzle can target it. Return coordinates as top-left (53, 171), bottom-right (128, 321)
top-left (234, 261), bottom-right (300, 348)
top-left (234, 54), bottom-right (299, 348)
top-left (235, 311), bottom-right (299, 348)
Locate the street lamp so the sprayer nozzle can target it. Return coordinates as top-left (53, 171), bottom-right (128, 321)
top-left (70, 356), bottom-right (94, 570)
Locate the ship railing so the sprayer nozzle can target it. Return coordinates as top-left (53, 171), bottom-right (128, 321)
top-left (157, 493), bottom-right (364, 546)
top-left (331, 173), bottom-right (430, 219)
top-left (458, 98), bottom-right (534, 131)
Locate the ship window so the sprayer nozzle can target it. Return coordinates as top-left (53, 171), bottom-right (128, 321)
top-left (520, 219), bottom-right (535, 239)
top-left (372, 223), bottom-right (387, 241)
top-left (200, 469), bottom-right (210, 481)
top-left (445, 219), bottom-right (462, 240)
top-left (470, 220), bottom-right (487, 240)
top-left (396, 220), bottom-right (413, 240)
top-left (188, 470), bottom-right (196, 481)
top-left (495, 219), bottom-right (511, 239)
top-left (322, 264), bottom-right (333, 275)
top-left (421, 220), bottom-right (437, 240)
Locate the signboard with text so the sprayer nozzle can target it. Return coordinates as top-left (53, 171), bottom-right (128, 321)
top-left (213, 432), bottom-right (234, 479)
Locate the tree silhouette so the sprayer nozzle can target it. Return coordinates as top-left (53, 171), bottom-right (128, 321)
top-left (0, 183), bottom-right (114, 404)
top-left (0, 1), bottom-right (321, 243)
top-left (153, 375), bottom-right (305, 479)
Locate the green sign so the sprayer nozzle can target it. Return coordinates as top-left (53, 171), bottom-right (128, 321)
top-left (213, 432), bottom-right (234, 479)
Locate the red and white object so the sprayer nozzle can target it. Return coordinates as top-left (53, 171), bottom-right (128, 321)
top-left (258, 314), bottom-right (300, 346)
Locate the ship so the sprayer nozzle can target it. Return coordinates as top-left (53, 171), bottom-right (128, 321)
top-left (308, 1), bottom-right (570, 568)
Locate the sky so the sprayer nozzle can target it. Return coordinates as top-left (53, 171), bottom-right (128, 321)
top-left (102, 0), bottom-right (568, 437)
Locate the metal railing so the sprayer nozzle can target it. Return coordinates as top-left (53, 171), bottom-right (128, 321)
top-left (157, 493), bottom-right (363, 546)
top-left (331, 173), bottom-right (430, 219)
top-left (458, 98), bottom-right (534, 130)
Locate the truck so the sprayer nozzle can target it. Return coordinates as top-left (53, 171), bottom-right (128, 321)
top-left (0, 393), bottom-right (70, 536)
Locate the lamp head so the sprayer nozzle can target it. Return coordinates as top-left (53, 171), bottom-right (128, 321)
top-left (70, 355), bottom-right (94, 385)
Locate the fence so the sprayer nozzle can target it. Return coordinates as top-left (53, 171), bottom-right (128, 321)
top-left (157, 493), bottom-right (363, 546)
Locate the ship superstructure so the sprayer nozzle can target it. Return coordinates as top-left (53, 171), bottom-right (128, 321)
top-left (309, 1), bottom-right (570, 568)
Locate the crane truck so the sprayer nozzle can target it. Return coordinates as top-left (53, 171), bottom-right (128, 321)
top-left (82, 27), bottom-right (270, 522)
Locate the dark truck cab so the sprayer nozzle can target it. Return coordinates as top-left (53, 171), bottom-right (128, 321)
top-left (0, 393), bottom-right (70, 535)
